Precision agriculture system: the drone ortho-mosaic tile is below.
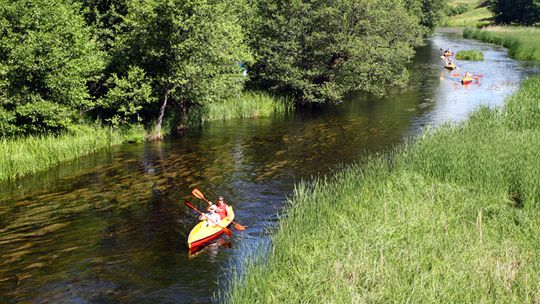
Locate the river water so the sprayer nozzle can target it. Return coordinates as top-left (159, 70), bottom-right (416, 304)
top-left (1, 29), bottom-right (538, 303)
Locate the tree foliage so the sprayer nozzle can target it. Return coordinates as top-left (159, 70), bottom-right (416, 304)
top-left (117, 0), bottom-right (252, 136)
top-left (0, 0), bottom-right (104, 136)
top-left (488, 0), bottom-right (540, 25)
top-left (248, 0), bottom-right (424, 104)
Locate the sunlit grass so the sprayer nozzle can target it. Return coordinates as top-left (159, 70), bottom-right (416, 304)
top-left (464, 26), bottom-right (540, 61)
top-left (445, 5), bottom-right (492, 27)
top-left (188, 91), bottom-right (294, 126)
top-left (455, 49), bottom-right (484, 60)
top-left (225, 77), bottom-right (540, 303)
top-left (0, 124), bottom-right (144, 181)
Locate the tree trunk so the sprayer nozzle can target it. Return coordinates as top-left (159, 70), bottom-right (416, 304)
top-left (176, 99), bottom-right (189, 135)
top-left (152, 86), bottom-right (170, 141)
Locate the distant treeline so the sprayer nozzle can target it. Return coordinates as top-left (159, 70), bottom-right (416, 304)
top-left (0, 0), bottom-right (445, 138)
top-left (487, 0), bottom-right (540, 25)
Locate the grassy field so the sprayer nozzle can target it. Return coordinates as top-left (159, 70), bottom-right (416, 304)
top-left (455, 49), bottom-right (484, 60)
top-left (464, 26), bottom-right (540, 61)
top-left (444, 0), bottom-right (492, 27)
top-left (225, 77), bottom-right (540, 303)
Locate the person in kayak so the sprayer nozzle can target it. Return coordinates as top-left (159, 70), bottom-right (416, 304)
top-left (215, 196), bottom-right (230, 220)
top-left (200, 205), bottom-right (221, 227)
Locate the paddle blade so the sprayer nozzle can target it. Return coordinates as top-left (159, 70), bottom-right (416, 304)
top-left (233, 222), bottom-right (247, 231)
top-left (192, 188), bottom-right (205, 200)
top-left (452, 73), bottom-right (461, 77)
top-left (223, 227), bottom-right (232, 237)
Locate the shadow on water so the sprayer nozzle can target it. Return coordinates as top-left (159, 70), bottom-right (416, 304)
top-left (1, 29), bottom-right (539, 303)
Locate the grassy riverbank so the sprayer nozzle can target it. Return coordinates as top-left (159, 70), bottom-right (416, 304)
top-left (0, 124), bottom-right (142, 182)
top-left (189, 91), bottom-right (294, 126)
top-left (464, 26), bottom-right (540, 61)
top-left (226, 76), bottom-right (540, 303)
top-left (0, 91), bottom-right (291, 182)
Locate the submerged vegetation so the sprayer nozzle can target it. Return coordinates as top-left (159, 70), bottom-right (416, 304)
top-left (455, 49), bottom-right (484, 60)
top-left (464, 27), bottom-right (540, 61)
top-left (225, 76), bottom-right (540, 302)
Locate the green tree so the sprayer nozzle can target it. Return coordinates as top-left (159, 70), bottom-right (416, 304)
top-left (0, 0), bottom-right (104, 136)
top-left (248, 0), bottom-right (424, 104)
top-left (488, 0), bottom-right (540, 25)
top-left (99, 66), bottom-right (155, 127)
top-left (117, 0), bottom-right (252, 139)
top-left (405, 0), bottom-right (446, 35)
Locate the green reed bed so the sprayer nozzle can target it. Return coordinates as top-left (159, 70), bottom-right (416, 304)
top-left (464, 26), bottom-right (540, 61)
top-left (0, 125), bottom-right (143, 181)
top-left (455, 49), bottom-right (484, 60)
top-left (188, 91), bottom-right (294, 126)
top-left (226, 77), bottom-right (540, 303)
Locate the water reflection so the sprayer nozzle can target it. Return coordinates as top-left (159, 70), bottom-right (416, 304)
top-left (1, 29), bottom-right (539, 303)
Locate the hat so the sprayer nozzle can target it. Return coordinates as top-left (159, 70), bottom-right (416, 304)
top-left (218, 196), bottom-right (224, 201)
top-left (209, 205), bottom-right (218, 211)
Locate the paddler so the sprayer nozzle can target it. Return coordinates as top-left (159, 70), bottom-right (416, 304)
top-left (215, 196), bottom-right (231, 220)
top-left (200, 204), bottom-right (221, 227)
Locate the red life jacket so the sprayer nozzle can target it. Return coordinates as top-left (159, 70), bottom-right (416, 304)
top-left (216, 203), bottom-right (228, 220)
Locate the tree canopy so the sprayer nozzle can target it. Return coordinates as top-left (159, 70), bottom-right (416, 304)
top-left (247, 0), bottom-right (424, 103)
top-left (0, 0), bottom-right (446, 137)
top-left (488, 0), bottom-right (540, 25)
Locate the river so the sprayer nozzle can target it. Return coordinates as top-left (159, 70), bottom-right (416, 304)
top-left (1, 29), bottom-right (538, 303)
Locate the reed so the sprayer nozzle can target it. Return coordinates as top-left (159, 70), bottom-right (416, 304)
top-left (455, 49), bottom-right (484, 60)
top-left (188, 91), bottom-right (294, 126)
top-left (0, 124), bottom-right (144, 181)
top-left (464, 26), bottom-right (540, 61)
top-left (225, 77), bottom-right (540, 303)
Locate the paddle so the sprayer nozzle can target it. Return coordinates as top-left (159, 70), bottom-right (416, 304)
top-left (192, 188), bottom-right (247, 231)
top-left (185, 201), bottom-right (232, 237)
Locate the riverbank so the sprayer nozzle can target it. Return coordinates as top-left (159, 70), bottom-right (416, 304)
top-left (464, 26), bottom-right (540, 61)
top-left (444, 0), bottom-right (491, 27)
top-left (0, 91), bottom-right (291, 182)
top-left (226, 76), bottom-right (540, 302)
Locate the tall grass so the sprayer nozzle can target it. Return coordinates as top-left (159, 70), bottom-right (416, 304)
top-left (455, 49), bottom-right (484, 60)
top-left (188, 91), bottom-right (294, 126)
top-left (464, 26), bottom-right (540, 61)
top-left (0, 124), bottom-right (144, 181)
top-left (225, 77), bottom-right (540, 303)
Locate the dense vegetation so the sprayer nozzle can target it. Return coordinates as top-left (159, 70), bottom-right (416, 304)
top-left (225, 75), bottom-right (540, 303)
top-left (1, 0), bottom-right (446, 139)
top-left (464, 27), bottom-right (540, 61)
top-left (487, 0), bottom-right (540, 25)
top-left (455, 49), bottom-right (484, 60)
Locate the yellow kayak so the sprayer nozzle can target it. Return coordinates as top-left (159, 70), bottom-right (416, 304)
top-left (445, 64), bottom-right (456, 70)
top-left (187, 207), bottom-right (235, 249)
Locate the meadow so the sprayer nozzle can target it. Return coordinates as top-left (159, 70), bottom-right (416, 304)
top-left (464, 26), bottom-right (540, 61)
top-left (225, 77), bottom-right (540, 303)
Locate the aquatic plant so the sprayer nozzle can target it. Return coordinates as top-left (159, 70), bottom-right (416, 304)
top-left (455, 50), bottom-right (484, 60)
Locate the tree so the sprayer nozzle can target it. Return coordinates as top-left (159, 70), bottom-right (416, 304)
top-left (247, 0), bottom-right (424, 104)
top-left (116, 0), bottom-right (252, 139)
top-left (405, 0), bottom-right (446, 35)
top-left (488, 0), bottom-right (540, 25)
top-left (0, 0), bottom-right (104, 136)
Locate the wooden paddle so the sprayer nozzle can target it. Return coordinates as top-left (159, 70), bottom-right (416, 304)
top-left (185, 201), bottom-right (232, 237)
top-left (192, 188), bottom-right (247, 231)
